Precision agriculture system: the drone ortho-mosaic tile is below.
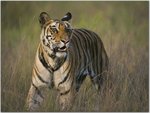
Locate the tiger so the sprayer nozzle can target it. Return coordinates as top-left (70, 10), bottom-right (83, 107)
top-left (26, 12), bottom-right (109, 111)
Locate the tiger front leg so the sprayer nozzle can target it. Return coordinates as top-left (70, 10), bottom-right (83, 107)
top-left (57, 88), bottom-right (76, 111)
top-left (26, 82), bottom-right (45, 111)
top-left (26, 69), bottom-right (53, 111)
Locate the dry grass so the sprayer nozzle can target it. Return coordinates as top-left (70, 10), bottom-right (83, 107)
top-left (1, 1), bottom-right (149, 112)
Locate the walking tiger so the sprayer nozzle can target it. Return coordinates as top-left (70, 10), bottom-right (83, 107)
top-left (26, 12), bottom-right (108, 111)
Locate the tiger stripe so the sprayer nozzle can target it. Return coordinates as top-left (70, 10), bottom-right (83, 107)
top-left (34, 65), bottom-right (49, 84)
top-left (38, 48), bottom-right (55, 73)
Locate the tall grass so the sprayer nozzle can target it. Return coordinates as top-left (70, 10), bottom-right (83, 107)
top-left (1, 1), bottom-right (149, 112)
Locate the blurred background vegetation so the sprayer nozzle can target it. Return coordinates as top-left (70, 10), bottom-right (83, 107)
top-left (1, 1), bottom-right (149, 112)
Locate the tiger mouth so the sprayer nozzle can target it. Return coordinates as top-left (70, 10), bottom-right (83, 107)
top-left (60, 46), bottom-right (66, 50)
top-left (58, 46), bottom-right (67, 52)
top-left (57, 41), bottom-right (69, 52)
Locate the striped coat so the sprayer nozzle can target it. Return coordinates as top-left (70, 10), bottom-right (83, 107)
top-left (26, 12), bottom-right (108, 111)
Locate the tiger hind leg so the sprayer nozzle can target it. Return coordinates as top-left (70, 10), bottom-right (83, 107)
top-left (26, 82), bottom-right (45, 111)
top-left (76, 74), bottom-right (87, 92)
top-left (89, 73), bottom-right (104, 91)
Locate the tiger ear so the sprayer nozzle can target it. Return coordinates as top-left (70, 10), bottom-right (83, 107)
top-left (61, 12), bottom-right (72, 21)
top-left (39, 12), bottom-right (50, 27)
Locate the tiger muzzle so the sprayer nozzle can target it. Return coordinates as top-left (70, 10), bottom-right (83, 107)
top-left (53, 45), bottom-right (67, 52)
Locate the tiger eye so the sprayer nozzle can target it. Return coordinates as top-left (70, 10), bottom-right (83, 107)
top-left (52, 28), bottom-right (58, 33)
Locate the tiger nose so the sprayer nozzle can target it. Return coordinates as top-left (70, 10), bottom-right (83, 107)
top-left (54, 40), bottom-right (60, 44)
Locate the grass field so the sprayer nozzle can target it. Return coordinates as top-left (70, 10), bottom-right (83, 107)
top-left (1, 1), bottom-right (149, 112)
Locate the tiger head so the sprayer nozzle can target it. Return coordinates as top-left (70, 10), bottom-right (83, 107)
top-left (39, 12), bottom-right (73, 52)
